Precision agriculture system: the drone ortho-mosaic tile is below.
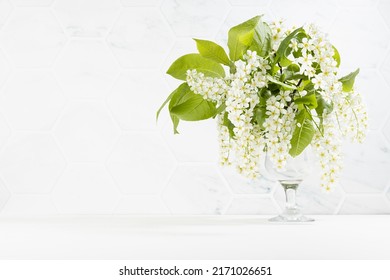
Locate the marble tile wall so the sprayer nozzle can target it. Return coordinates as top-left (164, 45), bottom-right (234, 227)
top-left (0, 0), bottom-right (389, 216)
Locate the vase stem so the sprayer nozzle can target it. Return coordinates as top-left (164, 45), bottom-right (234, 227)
top-left (268, 182), bottom-right (315, 222)
top-left (283, 183), bottom-right (298, 211)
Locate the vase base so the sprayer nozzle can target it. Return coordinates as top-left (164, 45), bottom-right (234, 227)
top-left (268, 214), bottom-right (315, 223)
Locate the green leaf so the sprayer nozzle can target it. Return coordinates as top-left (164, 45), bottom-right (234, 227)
top-left (315, 94), bottom-right (333, 116)
top-left (170, 115), bottom-right (180, 134)
top-left (169, 84), bottom-right (218, 122)
top-left (167, 53), bottom-right (225, 80)
top-left (169, 83), bottom-right (193, 109)
top-left (227, 15), bottom-right (271, 60)
top-left (228, 16), bottom-right (260, 61)
top-left (332, 45), bottom-right (340, 67)
top-left (271, 63), bottom-right (280, 76)
top-left (156, 89), bottom-right (176, 122)
top-left (267, 75), bottom-right (296, 90)
top-left (223, 112), bottom-right (235, 138)
top-left (298, 80), bottom-right (312, 91)
top-left (215, 103), bottom-right (226, 115)
top-left (284, 64), bottom-right (305, 81)
top-left (275, 27), bottom-right (305, 67)
top-left (254, 106), bottom-right (267, 129)
top-left (294, 93), bottom-right (318, 109)
top-left (254, 92), bottom-right (270, 129)
top-left (171, 97), bottom-right (217, 121)
top-left (339, 68), bottom-right (359, 92)
top-left (289, 110), bottom-right (315, 157)
top-left (315, 93), bottom-right (333, 131)
top-left (194, 39), bottom-right (231, 66)
top-left (249, 20), bottom-right (272, 57)
top-left (287, 63), bottom-right (300, 73)
top-left (168, 83), bottom-right (194, 133)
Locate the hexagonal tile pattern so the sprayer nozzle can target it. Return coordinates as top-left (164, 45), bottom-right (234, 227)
top-left (341, 131), bottom-right (390, 193)
top-left (339, 195), bottom-right (390, 214)
top-left (352, 69), bottom-right (389, 130)
top-left (378, 0), bottom-right (390, 30)
top-left (338, 0), bottom-right (378, 6)
top-left (0, 114), bottom-right (11, 149)
top-left (225, 197), bottom-right (278, 215)
top-left (52, 164), bottom-right (120, 214)
top-left (54, 40), bottom-right (120, 100)
top-left (121, 0), bottom-right (161, 6)
top-left (380, 51), bottom-right (390, 92)
top-left (0, 179), bottom-right (10, 212)
top-left (0, 195), bottom-right (58, 216)
top-left (162, 119), bottom-right (219, 162)
top-left (162, 165), bottom-right (232, 214)
top-left (269, 0), bottom-right (338, 28)
top-left (54, 102), bottom-right (120, 162)
top-left (384, 118), bottom-right (390, 144)
top-left (0, 71), bottom-right (65, 130)
top-left (53, 0), bottom-right (121, 37)
top-left (0, 0), bottom-right (12, 28)
top-left (0, 50), bottom-right (11, 88)
top-left (329, 7), bottom-right (390, 68)
top-left (107, 8), bottom-right (174, 68)
top-left (229, 0), bottom-right (270, 5)
top-left (0, 8), bottom-right (67, 67)
top-left (220, 165), bottom-right (276, 194)
top-left (106, 133), bottom-right (176, 194)
top-left (161, 0), bottom-right (231, 37)
top-left (107, 71), bottom-right (169, 130)
top-left (114, 195), bottom-right (170, 214)
top-left (0, 133), bottom-right (66, 194)
top-left (0, 1), bottom-right (386, 216)
top-left (11, 0), bottom-right (53, 6)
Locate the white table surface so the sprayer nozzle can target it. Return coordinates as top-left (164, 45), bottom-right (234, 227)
top-left (0, 215), bottom-right (389, 259)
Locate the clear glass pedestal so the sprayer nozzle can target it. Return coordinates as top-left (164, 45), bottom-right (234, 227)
top-left (265, 149), bottom-right (315, 223)
top-left (269, 182), bottom-right (314, 222)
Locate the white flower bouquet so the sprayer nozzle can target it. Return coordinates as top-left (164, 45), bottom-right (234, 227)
top-left (157, 16), bottom-right (367, 192)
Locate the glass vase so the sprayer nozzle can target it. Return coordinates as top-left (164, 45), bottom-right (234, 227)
top-left (265, 149), bottom-right (314, 222)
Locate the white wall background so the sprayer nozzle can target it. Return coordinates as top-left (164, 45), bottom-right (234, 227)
top-left (0, 0), bottom-right (389, 217)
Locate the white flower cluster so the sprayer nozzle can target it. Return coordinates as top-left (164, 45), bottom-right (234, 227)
top-left (287, 23), bottom-right (367, 190)
top-left (269, 20), bottom-right (287, 51)
top-left (217, 114), bottom-right (233, 166)
top-left (335, 89), bottom-right (368, 143)
top-left (187, 50), bottom-right (270, 178)
top-left (183, 21), bottom-right (367, 191)
top-left (263, 93), bottom-right (297, 170)
top-left (288, 23), bottom-right (338, 82)
top-left (186, 69), bottom-right (227, 105)
top-left (311, 116), bottom-right (342, 192)
top-left (224, 51), bottom-right (269, 178)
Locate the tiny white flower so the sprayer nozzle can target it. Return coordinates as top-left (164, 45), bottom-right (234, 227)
top-left (289, 38), bottom-right (299, 52)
